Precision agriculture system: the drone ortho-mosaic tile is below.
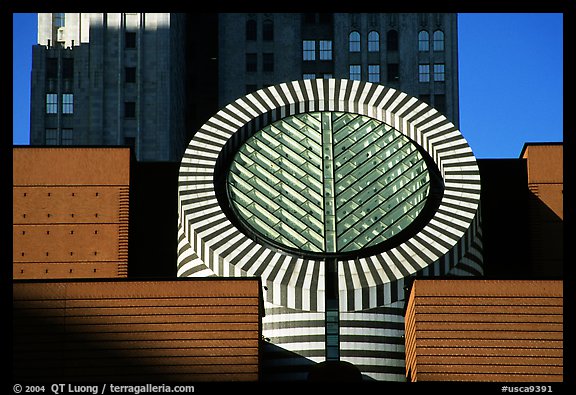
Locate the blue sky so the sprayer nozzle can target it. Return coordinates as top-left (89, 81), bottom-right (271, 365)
top-left (12, 13), bottom-right (563, 159)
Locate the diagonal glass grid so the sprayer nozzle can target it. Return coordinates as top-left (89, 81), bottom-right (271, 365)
top-left (227, 111), bottom-right (430, 254)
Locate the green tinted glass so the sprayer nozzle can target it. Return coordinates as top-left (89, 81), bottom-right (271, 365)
top-left (227, 112), bottom-right (430, 254)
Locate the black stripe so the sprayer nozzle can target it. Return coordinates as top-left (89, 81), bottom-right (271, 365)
top-left (270, 84), bottom-right (291, 111)
top-left (279, 256), bottom-right (300, 307)
top-left (241, 93), bottom-right (266, 117)
top-left (197, 220), bottom-right (234, 242)
top-left (182, 203), bottom-right (220, 219)
top-left (437, 149), bottom-right (475, 162)
top-left (264, 256), bottom-right (288, 300)
top-left (441, 200), bottom-right (479, 215)
top-left (442, 159), bottom-right (478, 168)
top-left (433, 209), bottom-right (468, 233)
top-left (405, 239), bottom-right (434, 267)
top-left (404, 101), bottom-right (433, 124)
top-left (372, 85), bottom-right (393, 110)
top-left (340, 335), bottom-right (404, 346)
top-left (182, 144), bottom-right (220, 156)
top-left (252, 249), bottom-right (275, 278)
top-left (342, 79), bottom-right (355, 103)
top-left (262, 86), bottom-right (282, 109)
top-left (199, 122), bottom-right (233, 142)
top-left (238, 244), bottom-right (267, 274)
top-left (341, 259), bottom-right (355, 311)
top-left (398, 100), bottom-right (426, 127)
top-left (340, 349), bottom-right (406, 360)
top-left (178, 187), bottom-right (214, 196)
top-left (340, 320), bottom-right (404, 330)
top-left (410, 235), bottom-right (444, 262)
top-left (229, 239), bottom-right (258, 267)
top-left (386, 250), bottom-right (411, 278)
top-left (189, 136), bottom-right (221, 150)
top-left (180, 195), bottom-right (215, 207)
top-left (433, 134), bottom-right (466, 150)
top-left (220, 106), bottom-right (249, 128)
top-left (443, 184), bottom-right (482, 196)
top-left (310, 261), bottom-right (321, 311)
top-left (419, 228), bottom-right (454, 251)
top-left (353, 259), bottom-right (370, 310)
top-left (294, 260), bottom-right (310, 310)
top-left (308, 79), bottom-right (320, 105)
top-left (390, 93), bottom-right (413, 116)
top-left (267, 334), bottom-right (325, 344)
top-left (364, 257), bottom-right (386, 300)
top-left (263, 317), bottom-right (326, 330)
top-left (417, 116), bottom-right (452, 134)
top-left (228, 101), bottom-right (257, 123)
top-left (251, 90), bottom-right (274, 113)
top-left (374, 254), bottom-right (397, 284)
top-left (396, 244), bottom-right (424, 272)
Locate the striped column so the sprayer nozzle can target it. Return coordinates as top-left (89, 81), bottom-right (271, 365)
top-left (177, 79), bottom-right (482, 380)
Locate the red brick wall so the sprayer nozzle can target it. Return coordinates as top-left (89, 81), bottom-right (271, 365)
top-left (405, 280), bottom-right (563, 382)
top-left (13, 278), bottom-right (262, 382)
top-left (13, 148), bottom-right (130, 279)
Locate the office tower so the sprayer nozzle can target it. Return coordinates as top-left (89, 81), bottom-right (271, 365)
top-left (30, 13), bottom-right (187, 162)
top-left (218, 13), bottom-right (459, 126)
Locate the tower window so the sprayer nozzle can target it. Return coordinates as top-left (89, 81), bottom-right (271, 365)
top-left (433, 64), bottom-right (445, 81)
top-left (125, 67), bottom-right (136, 83)
top-left (62, 94), bottom-right (74, 114)
top-left (418, 31), bottom-right (429, 51)
top-left (62, 129), bottom-right (73, 145)
top-left (46, 128), bottom-right (58, 145)
top-left (46, 94), bottom-right (58, 114)
top-left (418, 64), bottom-right (430, 82)
top-left (349, 31), bottom-right (360, 52)
top-left (368, 65), bottom-right (380, 83)
top-left (368, 31), bottom-right (380, 52)
top-left (349, 65), bottom-right (361, 81)
top-left (263, 53), bottom-right (274, 72)
top-left (435, 94), bottom-right (446, 114)
top-left (387, 30), bottom-right (399, 52)
top-left (433, 30), bottom-right (445, 51)
top-left (124, 101), bottom-right (136, 118)
top-left (125, 32), bottom-right (136, 49)
top-left (387, 63), bottom-right (399, 82)
top-left (246, 53), bottom-right (257, 72)
top-left (246, 19), bottom-right (257, 41)
top-left (319, 40), bottom-right (333, 60)
top-left (303, 40), bottom-right (316, 61)
top-left (54, 13), bottom-right (65, 28)
top-left (46, 58), bottom-right (57, 79)
top-left (63, 58), bottom-right (74, 79)
top-left (263, 20), bottom-right (273, 41)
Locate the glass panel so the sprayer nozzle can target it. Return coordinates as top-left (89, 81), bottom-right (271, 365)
top-left (228, 111), bottom-right (431, 254)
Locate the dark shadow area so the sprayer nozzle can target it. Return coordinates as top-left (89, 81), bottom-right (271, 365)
top-left (260, 341), bottom-right (318, 381)
top-left (13, 289), bottom-right (145, 382)
top-left (185, 12), bottom-right (219, 144)
top-left (129, 161), bottom-right (179, 278)
top-left (478, 159), bottom-right (563, 279)
top-left (307, 360), bottom-right (363, 382)
top-left (526, 191), bottom-right (563, 278)
top-left (477, 159), bottom-right (530, 278)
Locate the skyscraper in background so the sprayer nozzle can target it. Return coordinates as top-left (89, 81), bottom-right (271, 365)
top-left (218, 13), bottom-right (459, 126)
top-left (29, 13), bottom-right (459, 161)
top-left (30, 13), bottom-right (187, 161)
